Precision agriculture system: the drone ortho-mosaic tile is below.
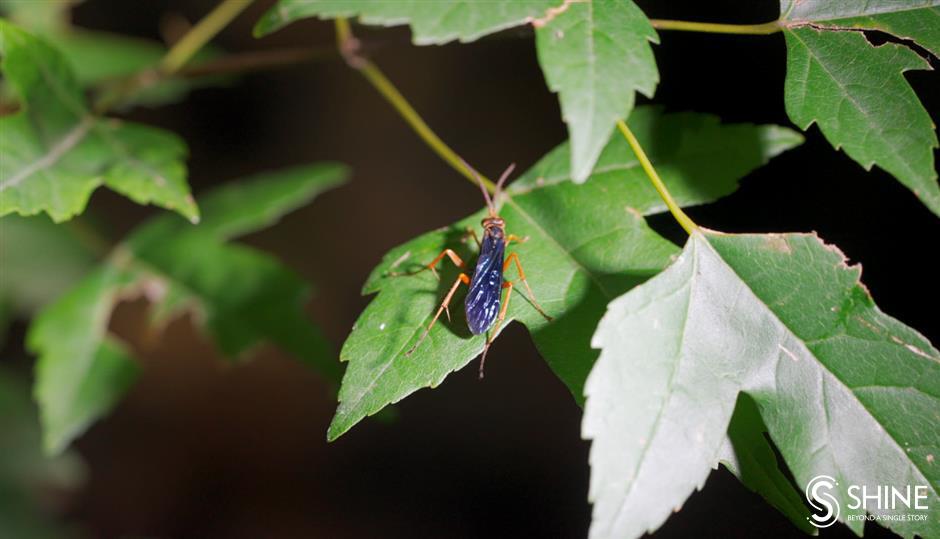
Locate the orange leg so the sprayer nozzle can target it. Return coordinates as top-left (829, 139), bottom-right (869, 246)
top-left (505, 234), bottom-right (529, 246)
top-left (479, 281), bottom-right (514, 379)
top-left (465, 227), bottom-right (481, 249)
top-left (389, 248), bottom-right (465, 280)
top-left (503, 252), bottom-right (552, 322)
top-left (407, 272), bottom-right (471, 356)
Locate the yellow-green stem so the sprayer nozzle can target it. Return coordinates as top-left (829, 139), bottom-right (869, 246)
top-left (616, 120), bottom-right (697, 234)
top-left (333, 18), bottom-right (495, 193)
top-left (650, 18), bottom-right (781, 35)
top-left (160, 0), bottom-right (253, 75)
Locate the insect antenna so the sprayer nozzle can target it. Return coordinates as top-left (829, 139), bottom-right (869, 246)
top-left (493, 163), bottom-right (516, 210)
top-left (460, 159), bottom-right (496, 216)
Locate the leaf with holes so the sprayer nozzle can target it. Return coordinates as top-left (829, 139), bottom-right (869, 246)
top-left (780, 0), bottom-right (940, 57)
top-left (254, 0), bottom-right (561, 43)
top-left (328, 110), bottom-right (803, 440)
top-left (778, 2), bottom-right (940, 216)
top-left (585, 230), bottom-right (939, 538)
top-left (534, 0), bottom-right (658, 183)
top-left (0, 20), bottom-right (198, 222)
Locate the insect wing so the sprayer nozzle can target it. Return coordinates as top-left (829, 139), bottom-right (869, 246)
top-left (465, 234), bottom-right (504, 334)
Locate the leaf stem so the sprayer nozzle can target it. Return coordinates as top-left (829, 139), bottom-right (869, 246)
top-left (159, 0), bottom-right (253, 75)
top-left (650, 19), bottom-right (781, 35)
top-left (616, 120), bottom-right (697, 234)
top-left (333, 18), bottom-right (495, 192)
top-left (93, 0), bottom-right (253, 113)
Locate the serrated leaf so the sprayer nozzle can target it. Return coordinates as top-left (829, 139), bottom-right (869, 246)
top-left (781, 1), bottom-right (940, 57)
top-left (0, 20), bottom-right (198, 222)
top-left (585, 230), bottom-right (939, 538)
top-left (123, 163), bottom-right (349, 374)
top-left (129, 231), bottom-right (339, 378)
top-left (511, 106), bottom-right (804, 202)
top-left (27, 267), bottom-right (140, 455)
top-left (779, 16), bottom-right (939, 216)
top-left (27, 164), bottom-right (346, 454)
top-left (329, 113), bottom-right (802, 441)
top-left (534, 0), bottom-right (658, 183)
top-left (719, 393), bottom-right (815, 535)
top-left (254, 0), bottom-right (560, 44)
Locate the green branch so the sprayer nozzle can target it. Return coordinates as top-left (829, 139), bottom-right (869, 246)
top-left (333, 18), bottom-right (496, 193)
top-left (650, 19), bottom-right (781, 35)
top-left (160, 0), bottom-right (253, 74)
top-left (616, 120), bottom-right (697, 234)
top-left (94, 0), bottom-right (253, 113)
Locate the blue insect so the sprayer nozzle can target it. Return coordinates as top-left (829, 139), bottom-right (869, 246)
top-left (404, 162), bottom-right (553, 378)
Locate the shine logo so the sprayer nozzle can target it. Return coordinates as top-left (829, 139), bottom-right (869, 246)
top-left (806, 475), bottom-right (840, 528)
top-left (805, 475), bottom-right (931, 528)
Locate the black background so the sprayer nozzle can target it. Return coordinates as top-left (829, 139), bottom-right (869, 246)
top-left (6, 0), bottom-right (939, 537)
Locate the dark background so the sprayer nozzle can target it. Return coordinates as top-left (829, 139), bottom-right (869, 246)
top-left (6, 0), bottom-right (939, 537)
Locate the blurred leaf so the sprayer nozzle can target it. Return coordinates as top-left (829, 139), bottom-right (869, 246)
top-left (0, 0), bottom-right (223, 107)
top-left (184, 163), bottom-right (349, 240)
top-left (781, 1), bottom-right (940, 57)
top-left (534, 0), bottom-right (658, 182)
top-left (511, 106), bottom-right (805, 203)
top-left (0, 215), bottom-right (98, 328)
top-left (254, 0), bottom-right (559, 43)
top-left (28, 267), bottom-right (140, 455)
top-left (0, 19), bottom-right (199, 222)
top-left (27, 164), bottom-right (347, 454)
top-left (718, 393), bottom-right (815, 535)
top-left (779, 4), bottom-right (939, 216)
top-left (0, 367), bottom-right (84, 538)
top-left (585, 230), bottom-right (939, 538)
top-left (328, 112), bottom-right (802, 441)
top-left (129, 232), bottom-right (339, 378)
top-left (0, 0), bottom-right (71, 33)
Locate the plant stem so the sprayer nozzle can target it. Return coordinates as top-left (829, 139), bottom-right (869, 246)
top-left (160, 0), bottom-right (253, 75)
top-left (93, 0), bottom-right (254, 113)
top-left (333, 18), bottom-right (496, 192)
top-left (616, 120), bottom-right (697, 234)
top-left (650, 19), bottom-right (781, 35)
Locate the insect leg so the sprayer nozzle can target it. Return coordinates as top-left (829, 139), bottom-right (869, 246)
top-left (479, 281), bottom-right (514, 380)
top-left (389, 248), bottom-right (465, 280)
top-left (503, 252), bottom-right (553, 322)
top-left (465, 227), bottom-right (481, 249)
top-left (505, 234), bottom-right (529, 246)
top-left (406, 272), bottom-right (471, 356)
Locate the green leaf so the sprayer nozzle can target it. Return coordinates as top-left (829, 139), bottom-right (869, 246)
top-left (0, 20), bottom-right (198, 222)
top-left (122, 164), bottom-right (349, 372)
top-left (781, 1), bottom-right (940, 58)
top-left (780, 18), bottom-right (939, 216)
top-left (28, 267), bottom-right (140, 456)
top-left (328, 113), bottom-right (802, 441)
top-left (534, 0), bottom-right (658, 183)
top-left (0, 215), bottom-right (97, 322)
top-left (511, 106), bottom-right (805, 203)
top-left (719, 393), bottom-right (815, 535)
top-left (0, 368), bottom-right (85, 539)
top-left (0, 0), bottom-right (223, 106)
top-left (254, 0), bottom-right (560, 43)
top-left (189, 163), bottom-right (349, 240)
top-left (27, 164), bottom-right (347, 454)
top-left (129, 231), bottom-right (340, 378)
top-left (585, 230), bottom-right (939, 538)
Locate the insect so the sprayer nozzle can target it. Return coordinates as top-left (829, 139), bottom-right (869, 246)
top-left (401, 161), bottom-right (553, 378)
